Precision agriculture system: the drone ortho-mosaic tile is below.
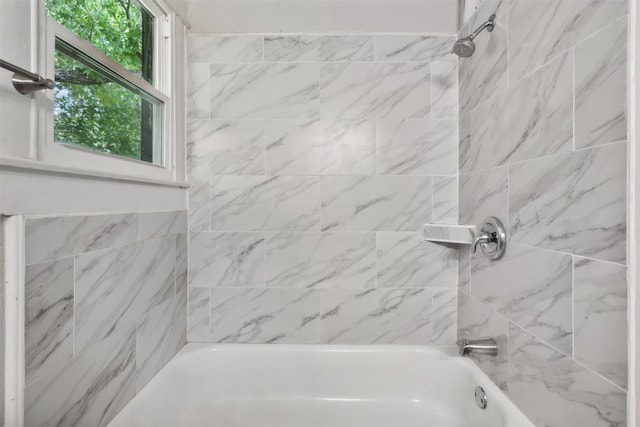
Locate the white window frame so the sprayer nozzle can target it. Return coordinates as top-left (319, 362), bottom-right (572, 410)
top-left (25, 0), bottom-right (184, 186)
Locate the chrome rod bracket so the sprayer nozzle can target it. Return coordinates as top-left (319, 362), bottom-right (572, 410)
top-left (11, 73), bottom-right (55, 95)
top-left (0, 59), bottom-right (54, 95)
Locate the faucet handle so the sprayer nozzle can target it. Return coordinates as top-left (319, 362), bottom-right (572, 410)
top-left (472, 217), bottom-right (507, 260)
top-left (471, 231), bottom-right (492, 254)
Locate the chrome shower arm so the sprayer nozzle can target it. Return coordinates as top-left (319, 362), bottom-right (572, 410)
top-left (469, 14), bottom-right (497, 40)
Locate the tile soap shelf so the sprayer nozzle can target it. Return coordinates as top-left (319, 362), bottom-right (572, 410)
top-left (422, 224), bottom-right (477, 245)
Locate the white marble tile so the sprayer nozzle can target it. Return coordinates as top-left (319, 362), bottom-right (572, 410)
top-left (265, 232), bottom-right (375, 289)
top-left (137, 211), bottom-right (187, 241)
top-left (25, 328), bottom-right (136, 427)
top-left (457, 292), bottom-right (509, 390)
top-left (462, 53), bottom-right (573, 173)
top-left (458, 112), bottom-right (471, 172)
top-left (210, 63), bottom-right (319, 119)
top-left (321, 176), bottom-right (431, 232)
top-left (509, 142), bottom-right (627, 263)
top-left (432, 176), bottom-right (458, 224)
top-left (74, 236), bottom-right (176, 354)
top-left (188, 287), bottom-right (210, 342)
top-left (264, 35), bottom-right (373, 62)
top-left (189, 232), bottom-right (265, 288)
top-left (188, 177), bottom-right (210, 232)
top-left (210, 175), bottom-right (321, 231)
top-left (320, 288), bottom-right (432, 344)
top-left (433, 289), bottom-right (457, 345)
top-left (187, 120), bottom-right (266, 177)
top-left (374, 35), bottom-right (456, 62)
top-left (431, 62), bottom-right (458, 119)
top-left (208, 288), bottom-right (321, 344)
top-left (188, 63), bottom-right (210, 119)
top-left (508, 0), bottom-right (627, 83)
top-left (136, 292), bottom-right (187, 392)
top-left (320, 62), bottom-right (430, 119)
top-left (375, 119), bottom-right (458, 176)
top-left (25, 214), bottom-right (137, 264)
top-left (265, 119), bottom-right (375, 175)
top-left (575, 18), bottom-right (628, 149)
top-left (422, 224), bottom-right (475, 245)
top-left (377, 232), bottom-right (457, 288)
top-left (459, 167), bottom-right (508, 227)
top-left (25, 258), bottom-right (74, 385)
top-left (459, 0), bottom-right (508, 113)
top-left (574, 257), bottom-right (627, 389)
top-left (458, 246), bottom-right (471, 295)
top-left (471, 244), bottom-right (573, 355)
top-left (176, 233), bottom-right (188, 295)
top-left (187, 35), bottom-right (263, 63)
top-left (508, 324), bottom-right (627, 427)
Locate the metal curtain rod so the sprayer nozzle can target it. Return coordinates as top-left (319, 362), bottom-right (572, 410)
top-left (0, 59), bottom-right (54, 95)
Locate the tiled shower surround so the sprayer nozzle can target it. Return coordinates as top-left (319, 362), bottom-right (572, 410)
top-left (23, 211), bottom-right (188, 427)
top-left (186, 34), bottom-right (460, 345)
top-left (457, 0), bottom-right (629, 426)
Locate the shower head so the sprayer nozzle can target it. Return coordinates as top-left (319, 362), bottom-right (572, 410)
top-left (452, 37), bottom-right (476, 58)
top-left (452, 14), bottom-right (496, 58)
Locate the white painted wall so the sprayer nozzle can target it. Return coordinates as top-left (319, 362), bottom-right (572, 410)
top-left (0, 217), bottom-right (4, 427)
top-left (187, 1), bottom-right (458, 34)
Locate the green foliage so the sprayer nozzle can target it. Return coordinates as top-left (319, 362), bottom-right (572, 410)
top-left (47, 0), bottom-right (152, 160)
top-left (46, 0), bottom-right (144, 74)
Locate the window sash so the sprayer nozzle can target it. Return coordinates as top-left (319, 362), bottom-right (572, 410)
top-left (39, 17), bottom-right (176, 180)
top-left (52, 21), bottom-right (169, 105)
top-left (54, 37), bottom-right (165, 164)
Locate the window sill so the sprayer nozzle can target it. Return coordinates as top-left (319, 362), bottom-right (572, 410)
top-left (0, 157), bottom-right (190, 189)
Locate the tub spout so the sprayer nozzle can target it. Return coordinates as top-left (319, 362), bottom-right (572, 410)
top-left (457, 338), bottom-right (498, 356)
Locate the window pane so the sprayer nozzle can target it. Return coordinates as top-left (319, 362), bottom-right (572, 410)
top-left (54, 39), bottom-right (162, 164)
top-left (46, 0), bottom-right (154, 84)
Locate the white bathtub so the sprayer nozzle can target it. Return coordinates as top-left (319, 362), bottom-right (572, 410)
top-left (109, 344), bottom-right (533, 427)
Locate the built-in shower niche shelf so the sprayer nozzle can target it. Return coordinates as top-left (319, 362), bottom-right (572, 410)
top-left (422, 224), bottom-right (477, 245)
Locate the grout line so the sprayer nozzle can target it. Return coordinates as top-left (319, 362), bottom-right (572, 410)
top-left (573, 138), bottom-right (629, 152)
top-left (512, 241), bottom-right (627, 267)
top-left (571, 255), bottom-right (575, 360)
top-left (187, 32), bottom-right (458, 38)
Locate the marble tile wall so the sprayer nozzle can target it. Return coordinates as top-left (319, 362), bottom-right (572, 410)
top-left (187, 34), bottom-right (460, 346)
top-left (24, 210), bottom-right (188, 427)
top-left (457, 0), bottom-right (628, 425)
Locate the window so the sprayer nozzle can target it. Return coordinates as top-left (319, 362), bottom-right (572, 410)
top-left (45, 0), bottom-right (169, 165)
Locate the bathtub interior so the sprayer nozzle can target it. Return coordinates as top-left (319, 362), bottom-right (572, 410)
top-left (109, 344), bottom-right (532, 427)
